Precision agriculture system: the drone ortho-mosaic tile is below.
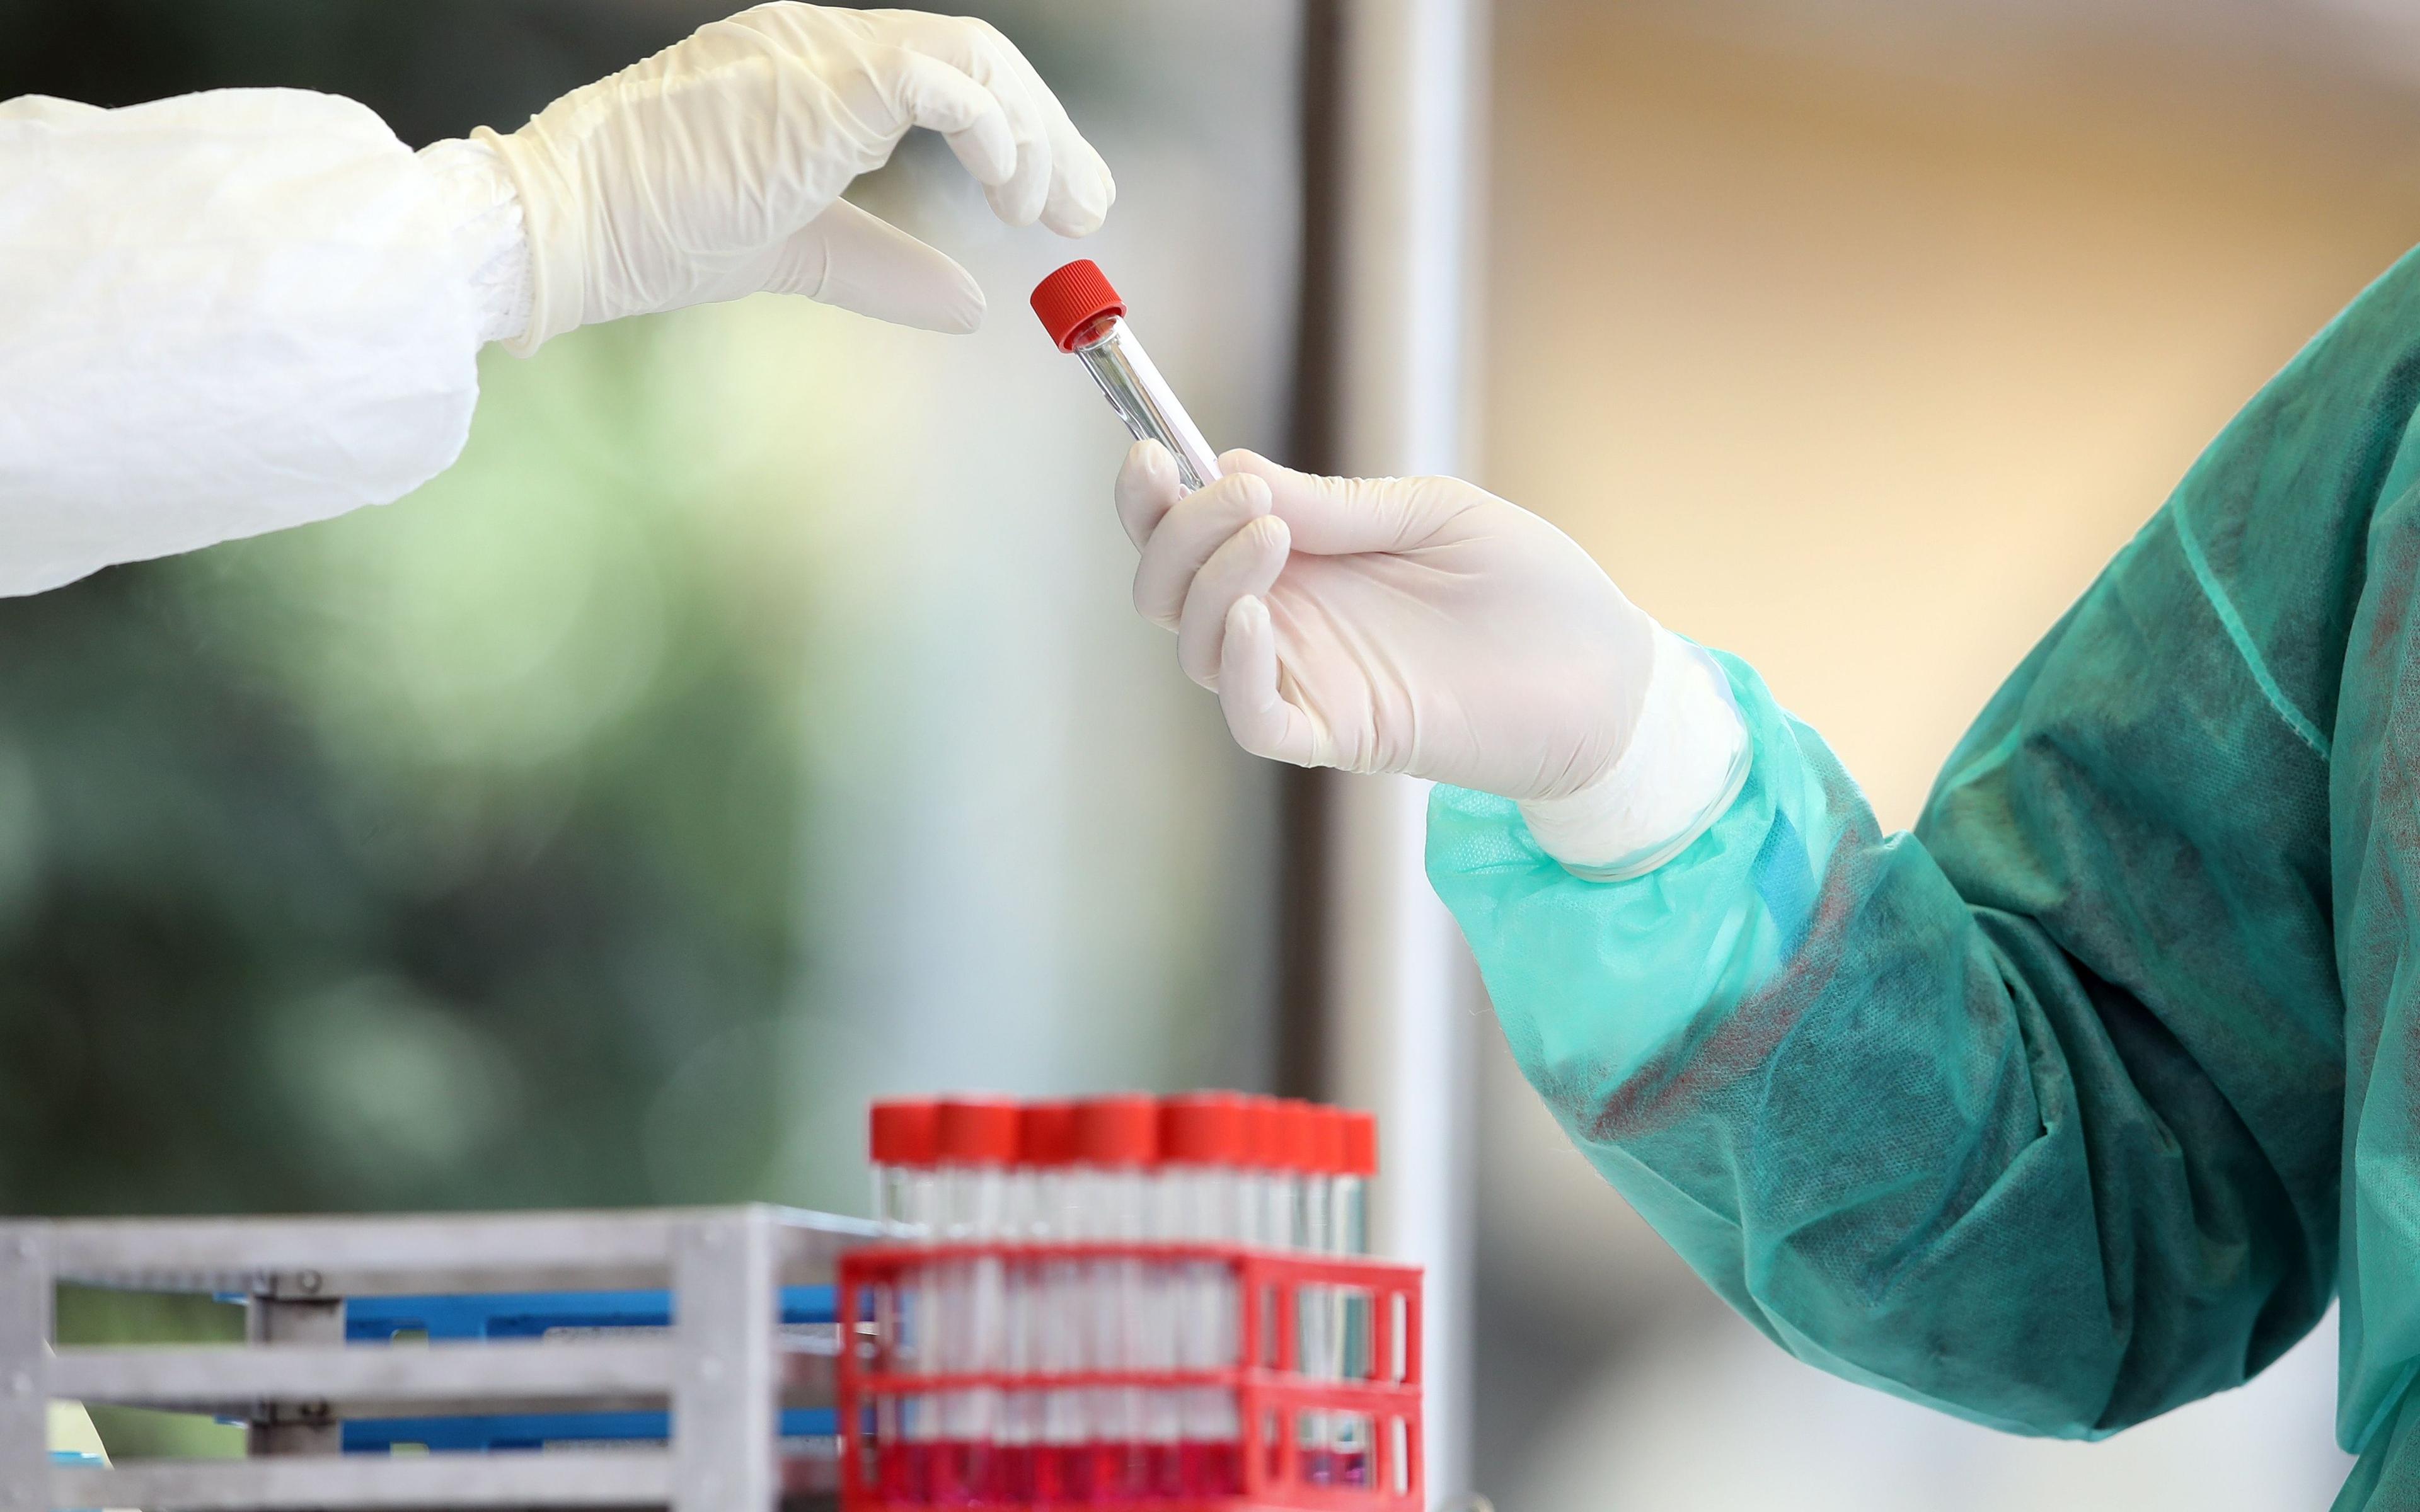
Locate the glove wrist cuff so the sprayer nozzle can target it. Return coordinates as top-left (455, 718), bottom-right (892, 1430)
top-left (1518, 629), bottom-right (1750, 881)
top-left (415, 137), bottom-right (533, 349)
top-left (471, 125), bottom-right (580, 357)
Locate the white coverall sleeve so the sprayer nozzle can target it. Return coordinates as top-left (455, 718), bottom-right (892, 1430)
top-left (0, 88), bottom-right (530, 597)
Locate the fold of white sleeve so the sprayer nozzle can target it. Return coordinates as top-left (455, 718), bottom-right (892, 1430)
top-left (0, 88), bottom-right (524, 597)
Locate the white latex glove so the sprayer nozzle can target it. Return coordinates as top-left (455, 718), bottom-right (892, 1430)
top-left (473, 3), bottom-right (1114, 354)
top-left (1116, 444), bottom-right (1751, 878)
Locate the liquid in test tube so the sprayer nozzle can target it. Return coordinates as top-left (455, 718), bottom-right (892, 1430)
top-left (1031, 260), bottom-right (1223, 491)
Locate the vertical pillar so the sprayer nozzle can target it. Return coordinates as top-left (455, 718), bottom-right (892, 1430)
top-left (1318, 1), bottom-right (1490, 1503)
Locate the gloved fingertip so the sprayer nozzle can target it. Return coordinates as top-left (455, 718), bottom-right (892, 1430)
top-left (1221, 594), bottom-right (1279, 714)
top-left (1042, 206), bottom-right (1107, 240)
top-left (1219, 451), bottom-right (1293, 494)
top-left (1040, 188), bottom-right (1109, 239)
top-left (1122, 436), bottom-right (1175, 480)
top-left (985, 173), bottom-right (1047, 229)
top-left (939, 271), bottom-right (987, 335)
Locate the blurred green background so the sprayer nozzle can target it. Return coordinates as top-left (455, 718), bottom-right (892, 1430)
top-left (0, 0), bottom-right (1302, 1228)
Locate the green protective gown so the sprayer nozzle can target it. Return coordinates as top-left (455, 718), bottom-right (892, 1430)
top-left (1428, 248), bottom-right (2420, 1507)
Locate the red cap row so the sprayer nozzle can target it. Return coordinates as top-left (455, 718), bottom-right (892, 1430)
top-left (868, 1094), bottom-right (1378, 1177)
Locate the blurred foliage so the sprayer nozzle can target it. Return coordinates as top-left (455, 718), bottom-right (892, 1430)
top-left (0, 0), bottom-right (1296, 1226)
top-left (0, 320), bottom-right (810, 1217)
top-left (0, 1), bottom-right (842, 1224)
top-left (57, 1290), bottom-right (246, 1457)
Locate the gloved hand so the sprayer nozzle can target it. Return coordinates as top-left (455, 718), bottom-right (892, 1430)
top-left (472, 4), bottom-right (1115, 353)
top-left (1115, 444), bottom-right (1750, 876)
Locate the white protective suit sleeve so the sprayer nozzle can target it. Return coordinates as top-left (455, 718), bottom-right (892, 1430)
top-left (0, 88), bottom-right (529, 598)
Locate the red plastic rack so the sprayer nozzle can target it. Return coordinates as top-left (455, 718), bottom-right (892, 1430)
top-left (838, 1244), bottom-right (1422, 1512)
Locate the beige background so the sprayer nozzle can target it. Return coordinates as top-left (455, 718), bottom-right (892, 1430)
top-left (1481, 1), bottom-right (2420, 824)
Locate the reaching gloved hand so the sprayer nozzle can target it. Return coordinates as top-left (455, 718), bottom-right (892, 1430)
top-left (1115, 443), bottom-right (1751, 878)
top-left (462, 3), bottom-right (1115, 354)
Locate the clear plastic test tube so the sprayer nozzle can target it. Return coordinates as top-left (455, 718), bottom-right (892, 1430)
top-left (1298, 1105), bottom-right (1340, 1488)
top-left (1160, 1094), bottom-right (1248, 1499)
top-left (1071, 1094), bottom-right (1159, 1503)
top-left (1019, 1101), bottom-right (1083, 1505)
top-left (1255, 1099), bottom-right (1302, 1255)
top-left (935, 1097), bottom-right (1019, 1503)
top-left (871, 1099), bottom-right (940, 1238)
top-left (1332, 1110), bottom-right (1379, 1489)
top-left (869, 1099), bottom-right (940, 1503)
top-left (1032, 260), bottom-right (1223, 491)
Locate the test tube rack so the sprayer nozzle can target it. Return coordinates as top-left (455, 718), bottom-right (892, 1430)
top-left (0, 1204), bottom-right (877, 1511)
top-left (835, 1244), bottom-right (1424, 1512)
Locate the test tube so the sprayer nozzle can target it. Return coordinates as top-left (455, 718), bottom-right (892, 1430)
top-left (1332, 1109), bottom-right (1379, 1488)
top-left (1020, 1101), bottom-right (1083, 1504)
top-left (1072, 1094), bottom-right (1158, 1502)
top-left (1160, 1094), bottom-right (1248, 1499)
top-left (935, 1097), bottom-right (1019, 1503)
top-left (1298, 1106), bottom-right (1342, 1487)
top-left (871, 1099), bottom-right (940, 1237)
top-left (1252, 1099), bottom-right (1301, 1254)
top-left (1031, 260), bottom-right (1223, 491)
top-left (869, 1099), bottom-right (940, 1503)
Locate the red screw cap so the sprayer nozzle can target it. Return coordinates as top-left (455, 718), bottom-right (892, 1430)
top-left (1031, 259), bottom-right (1126, 352)
top-left (868, 1099), bottom-right (938, 1167)
top-left (1340, 1109), bottom-right (1379, 1177)
top-left (936, 1096), bottom-right (1021, 1167)
top-left (1021, 1100), bottom-right (1078, 1168)
top-left (1161, 1092), bottom-right (1249, 1166)
top-left (1073, 1094), bottom-right (1160, 1167)
top-left (1308, 1105), bottom-right (1349, 1175)
top-left (1245, 1096), bottom-right (1291, 1171)
top-left (1278, 1099), bottom-right (1322, 1174)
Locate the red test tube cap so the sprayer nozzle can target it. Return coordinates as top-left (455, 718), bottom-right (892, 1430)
top-left (1031, 259), bottom-right (1126, 352)
top-left (1021, 1100), bottom-right (1078, 1167)
top-left (1278, 1099), bottom-right (1321, 1173)
top-left (936, 1095), bottom-right (1020, 1166)
top-left (1258, 1098), bottom-right (1297, 1166)
top-left (1340, 1109), bottom-right (1379, 1177)
top-left (868, 1099), bottom-right (938, 1167)
top-left (1308, 1104), bottom-right (1349, 1175)
top-left (1161, 1092), bottom-right (1249, 1166)
top-left (1073, 1094), bottom-right (1160, 1167)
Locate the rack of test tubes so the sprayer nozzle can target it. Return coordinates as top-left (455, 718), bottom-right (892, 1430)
top-left (838, 1094), bottom-right (1422, 1511)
